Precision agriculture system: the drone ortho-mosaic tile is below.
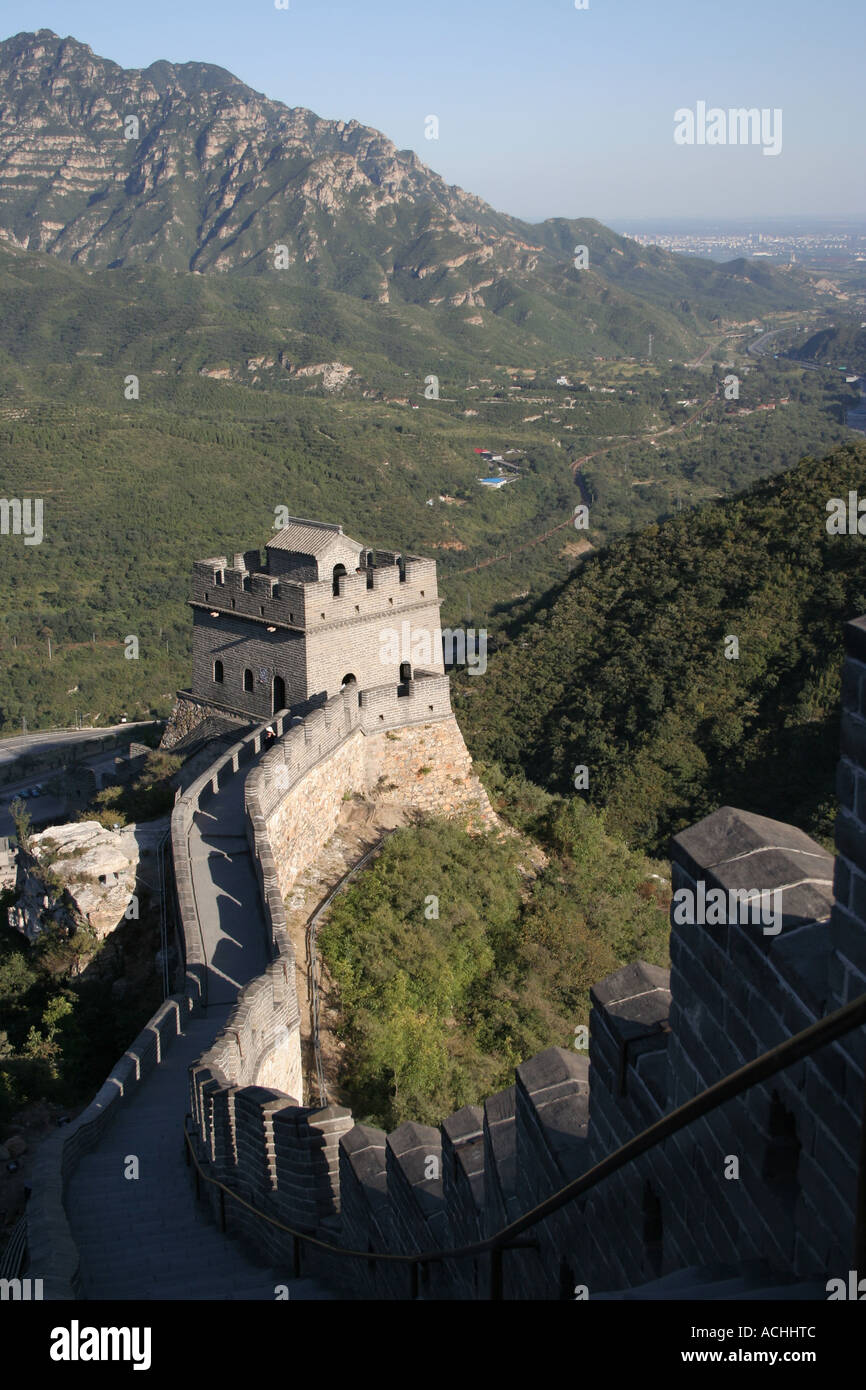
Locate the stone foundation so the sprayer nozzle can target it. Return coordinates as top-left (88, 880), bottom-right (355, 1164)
top-left (160, 691), bottom-right (252, 750)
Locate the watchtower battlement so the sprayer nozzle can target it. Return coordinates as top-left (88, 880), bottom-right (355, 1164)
top-left (185, 517), bottom-right (446, 727)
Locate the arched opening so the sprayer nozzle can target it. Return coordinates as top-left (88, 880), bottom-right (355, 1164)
top-left (340, 673), bottom-right (357, 691)
top-left (642, 1182), bottom-right (663, 1276)
top-left (213, 659), bottom-right (224, 684)
top-left (243, 668), bottom-right (254, 693)
top-left (399, 661), bottom-right (412, 683)
top-left (332, 563), bottom-right (347, 596)
top-left (273, 674), bottom-right (286, 714)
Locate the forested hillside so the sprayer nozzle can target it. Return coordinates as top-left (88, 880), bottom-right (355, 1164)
top-left (791, 319), bottom-right (866, 375)
top-left (318, 791), bottom-right (670, 1128)
top-left (0, 241), bottom-right (852, 735)
top-left (457, 439), bottom-right (866, 855)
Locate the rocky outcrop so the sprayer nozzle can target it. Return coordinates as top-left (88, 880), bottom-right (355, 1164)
top-left (7, 819), bottom-right (166, 942)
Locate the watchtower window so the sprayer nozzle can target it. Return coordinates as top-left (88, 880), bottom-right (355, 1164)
top-left (333, 563), bottom-right (347, 597)
top-left (341, 674), bottom-right (357, 691)
top-left (243, 668), bottom-right (254, 693)
top-left (260, 606), bottom-right (265, 616)
top-left (231, 598), bottom-right (236, 609)
top-left (243, 576), bottom-right (251, 592)
top-left (213, 660), bottom-right (224, 684)
top-left (399, 662), bottom-right (412, 683)
top-left (216, 572), bottom-right (224, 585)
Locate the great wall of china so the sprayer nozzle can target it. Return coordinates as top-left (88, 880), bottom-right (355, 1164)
top-left (18, 532), bottom-right (866, 1301)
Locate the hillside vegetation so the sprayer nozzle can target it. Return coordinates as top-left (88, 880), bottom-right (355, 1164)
top-left (792, 319), bottom-right (866, 375)
top-left (0, 243), bottom-right (853, 734)
top-left (318, 783), bottom-right (669, 1129)
top-left (457, 439), bottom-right (866, 856)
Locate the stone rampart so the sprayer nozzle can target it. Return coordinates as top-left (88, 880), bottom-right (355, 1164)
top-left (185, 626), bottom-right (866, 1299)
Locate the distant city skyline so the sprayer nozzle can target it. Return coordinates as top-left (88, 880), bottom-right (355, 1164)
top-left (3, 0), bottom-right (863, 223)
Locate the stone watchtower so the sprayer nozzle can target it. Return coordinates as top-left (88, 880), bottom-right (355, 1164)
top-left (183, 517), bottom-right (445, 724)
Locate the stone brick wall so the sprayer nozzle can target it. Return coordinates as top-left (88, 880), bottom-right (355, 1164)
top-left (160, 690), bottom-right (252, 750)
top-left (264, 728), bottom-right (367, 900)
top-left (304, 597), bottom-right (445, 703)
top-left (364, 719), bottom-right (496, 825)
top-left (190, 543), bottom-right (443, 718)
top-left (191, 608), bottom-right (307, 721)
top-left (192, 557), bottom-right (307, 628)
top-left (186, 671), bottom-right (500, 1287)
top-left (184, 623), bottom-right (866, 1299)
top-left (27, 996), bottom-right (193, 1299)
top-left (43, 609), bottom-right (866, 1301)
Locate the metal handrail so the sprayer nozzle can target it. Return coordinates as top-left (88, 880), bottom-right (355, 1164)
top-left (184, 987), bottom-right (866, 1296)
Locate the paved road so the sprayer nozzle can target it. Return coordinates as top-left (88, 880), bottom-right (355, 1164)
top-left (0, 725), bottom-right (155, 836)
top-left (65, 747), bottom-right (330, 1300)
top-left (0, 722), bottom-right (152, 769)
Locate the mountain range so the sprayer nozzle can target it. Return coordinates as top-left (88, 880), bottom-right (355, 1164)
top-left (0, 29), bottom-right (819, 361)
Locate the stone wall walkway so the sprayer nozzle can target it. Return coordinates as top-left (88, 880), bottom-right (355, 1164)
top-left (65, 750), bottom-right (332, 1300)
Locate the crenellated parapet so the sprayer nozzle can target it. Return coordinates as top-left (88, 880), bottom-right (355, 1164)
top-left (183, 618), bottom-right (866, 1299)
top-left (187, 520), bottom-right (445, 721)
top-left (191, 558), bottom-right (307, 629)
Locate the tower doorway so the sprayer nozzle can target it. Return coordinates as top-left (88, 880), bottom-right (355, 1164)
top-left (273, 674), bottom-right (286, 713)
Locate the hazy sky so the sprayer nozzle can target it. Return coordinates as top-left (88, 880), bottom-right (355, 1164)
top-left (4, 0), bottom-right (862, 225)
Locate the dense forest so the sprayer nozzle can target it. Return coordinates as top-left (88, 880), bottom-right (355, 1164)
top-left (456, 439), bottom-right (866, 857)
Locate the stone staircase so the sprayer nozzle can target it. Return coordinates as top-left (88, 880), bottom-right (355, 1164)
top-left (66, 1014), bottom-right (330, 1300)
top-left (57, 729), bottom-right (335, 1301)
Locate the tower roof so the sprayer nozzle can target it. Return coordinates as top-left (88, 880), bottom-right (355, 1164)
top-left (266, 517), bottom-right (364, 558)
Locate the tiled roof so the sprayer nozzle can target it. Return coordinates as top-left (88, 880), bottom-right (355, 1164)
top-left (266, 518), bottom-right (364, 556)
